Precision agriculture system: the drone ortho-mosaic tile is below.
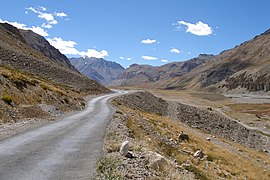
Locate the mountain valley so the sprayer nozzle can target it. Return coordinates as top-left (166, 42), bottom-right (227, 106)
top-left (1, 21), bottom-right (270, 180)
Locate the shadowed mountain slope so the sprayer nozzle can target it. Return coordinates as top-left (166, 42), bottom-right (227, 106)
top-left (69, 57), bottom-right (125, 86)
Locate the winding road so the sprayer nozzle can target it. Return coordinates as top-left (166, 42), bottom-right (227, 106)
top-left (0, 90), bottom-right (126, 180)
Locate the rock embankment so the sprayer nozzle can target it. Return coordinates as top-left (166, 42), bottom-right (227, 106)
top-left (116, 91), bottom-right (269, 151)
top-left (116, 91), bottom-right (168, 116)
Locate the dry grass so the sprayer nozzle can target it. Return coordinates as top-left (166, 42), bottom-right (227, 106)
top-left (0, 65), bottom-right (86, 123)
top-left (228, 103), bottom-right (270, 116)
top-left (118, 105), bottom-right (270, 180)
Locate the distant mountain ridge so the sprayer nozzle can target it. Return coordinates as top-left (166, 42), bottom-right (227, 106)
top-left (69, 57), bottom-right (125, 85)
top-left (112, 54), bottom-right (214, 87)
top-left (111, 28), bottom-right (270, 94)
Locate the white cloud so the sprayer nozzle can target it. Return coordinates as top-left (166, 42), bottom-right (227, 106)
top-left (27, 7), bottom-right (57, 26)
top-left (39, 6), bottom-right (47, 11)
top-left (141, 56), bottom-right (158, 60)
top-left (47, 37), bottom-right (79, 54)
top-left (42, 23), bottom-right (52, 29)
top-left (55, 12), bottom-right (67, 17)
top-left (170, 48), bottom-right (181, 54)
top-left (30, 26), bottom-right (49, 36)
top-left (0, 18), bottom-right (49, 36)
top-left (38, 13), bottom-right (55, 22)
top-left (80, 49), bottom-right (108, 59)
top-left (161, 59), bottom-right (168, 63)
top-left (120, 57), bottom-right (132, 60)
top-left (47, 37), bottom-right (108, 58)
top-left (26, 7), bottom-right (68, 28)
top-left (141, 39), bottom-right (157, 44)
top-left (177, 20), bottom-right (212, 36)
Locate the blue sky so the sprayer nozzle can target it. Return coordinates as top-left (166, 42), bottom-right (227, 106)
top-left (0, 0), bottom-right (269, 68)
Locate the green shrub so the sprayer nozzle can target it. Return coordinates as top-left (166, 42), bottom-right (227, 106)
top-left (96, 156), bottom-right (124, 180)
top-left (1, 94), bottom-right (13, 105)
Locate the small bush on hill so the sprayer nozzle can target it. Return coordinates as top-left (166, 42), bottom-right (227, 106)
top-left (1, 94), bottom-right (13, 105)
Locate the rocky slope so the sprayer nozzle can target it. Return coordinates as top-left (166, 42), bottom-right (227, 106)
top-left (117, 92), bottom-right (269, 151)
top-left (163, 29), bottom-right (270, 94)
top-left (0, 23), bottom-right (76, 71)
top-left (96, 92), bottom-right (270, 179)
top-left (113, 54), bottom-right (214, 87)
top-left (69, 57), bottom-right (125, 85)
top-left (0, 22), bottom-right (109, 124)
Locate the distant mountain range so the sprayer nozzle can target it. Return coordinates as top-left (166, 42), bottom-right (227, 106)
top-left (65, 25), bottom-right (270, 94)
top-left (112, 54), bottom-right (214, 87)
top-left (102, 28), bottom-right (269, 94)
top-left (69, 57), bottom-right (125, 86)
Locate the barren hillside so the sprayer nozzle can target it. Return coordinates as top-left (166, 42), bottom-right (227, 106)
top-left (0, 23), bottom-right (110, 124)
top-left (163, 29), bottom-right (270, 94)
top-left (113, 54), bottom-right (213, 87)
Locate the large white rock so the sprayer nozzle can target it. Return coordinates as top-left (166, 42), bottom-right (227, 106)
top-left (120, 141), bottom-right (129, 157)
top-left (193, 150), bottom-right (204, 159)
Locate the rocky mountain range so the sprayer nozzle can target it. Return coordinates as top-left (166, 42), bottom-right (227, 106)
top-left (161, 29), bottom-right (270, 94)
top-left (69, 57), bottom-right (125, 85)
top-left (112, 54), bottom-right (214, 87)
top-left (110, 29), bottom-right (270, 94)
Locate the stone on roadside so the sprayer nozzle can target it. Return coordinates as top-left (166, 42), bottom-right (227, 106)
top-left (178, 131), bottom-right (189, 141)
top-left (193, 150), bottom-right (204, 159)
top-left (144, 151), bottom-right (168, 172)
top-left (120, 141), bottom-right (129, 157)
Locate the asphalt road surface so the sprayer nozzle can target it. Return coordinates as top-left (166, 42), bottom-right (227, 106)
top-left (0, 90), bottom-right (126, 180)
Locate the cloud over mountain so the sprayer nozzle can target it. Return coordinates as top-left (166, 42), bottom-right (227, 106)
top-left (141, 56), bottom-right (158, 60)
top-left (47, 37), bottom-right (108, 58)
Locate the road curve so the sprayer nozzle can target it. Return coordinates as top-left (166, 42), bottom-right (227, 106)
top-left (0, 90), bottom-right (127, 180)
